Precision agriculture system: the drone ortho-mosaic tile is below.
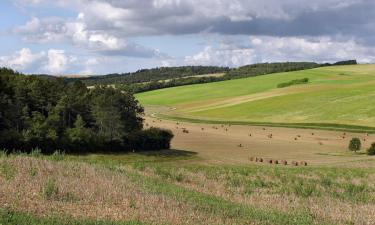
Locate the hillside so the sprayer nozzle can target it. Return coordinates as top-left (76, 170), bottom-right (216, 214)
top-left (137, 64), bottom-right (375, 129)
top-left (72, 66), bottom-right (230, 86)
top-left (2, 151), bottom-right (375, 225)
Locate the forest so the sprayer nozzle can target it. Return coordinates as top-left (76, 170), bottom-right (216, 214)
top-left (116, 62), bottom-right (323, 93)
top-left (74, 66), bottom-right (230, 86)
top-left (74, 61), bottom-right (357, 94)
top-left (0, 68), bottom-right (173, 154)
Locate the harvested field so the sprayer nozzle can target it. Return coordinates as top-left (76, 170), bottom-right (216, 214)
top-left (145, 116), bottom-right (375, 166)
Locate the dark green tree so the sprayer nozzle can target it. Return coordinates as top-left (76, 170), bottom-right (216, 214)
top-left (349, 138), bottom-right (361, 153)
top-left (367, 143), bottom-right (375, 156)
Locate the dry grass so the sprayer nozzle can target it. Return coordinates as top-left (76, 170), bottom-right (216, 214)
top-left (145, 116), bottom-right (375, 166)
top-left (0, 156), bottom-right (234, 225)
top-left (133, 163), bottom-right (375, 225)
top-left (2, 150), bottom-right (375, 225)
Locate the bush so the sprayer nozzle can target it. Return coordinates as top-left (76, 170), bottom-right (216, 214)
top-left (128, 128), bottom-right (174, 151)
top-left (277, 78), bottom-right (309, 88)
top-left (367, 143), bottom-right (375, 155)
top-left (349, 138), bottom-right (361, 152)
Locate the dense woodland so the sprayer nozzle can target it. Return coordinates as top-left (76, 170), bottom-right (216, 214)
top-left (0, 69), bottom-right (173, 153)
top-left (72, 61), bottom-right (357, 93)
top-left (74, 66), bottom-right (230, 86)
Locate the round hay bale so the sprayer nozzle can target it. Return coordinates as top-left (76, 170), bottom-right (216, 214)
top-left (300, 161), bottom-right (307, 166)
top-left (259, 158), bottom-right (264, 163)
top-left (249, 156), bottom-right (255, 161)
top-left (274, 160), bottom-right (279, 164)
top-left (282, 160), bottom-right (288, 165)
top-left (294, 138), bottom-right (298, 141)
top-left (268, 159), bottom-right (273, 164)
top-left (292, 161), bottom-right (299, 166)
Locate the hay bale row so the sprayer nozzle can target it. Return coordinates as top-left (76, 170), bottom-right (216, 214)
top-left (291, 161), bottom-right (308, 166)
top-left (249, 156), bottom-right (308, 166)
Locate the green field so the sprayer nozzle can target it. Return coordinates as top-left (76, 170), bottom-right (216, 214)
top-left (137, 65), bottom-right (375, 129)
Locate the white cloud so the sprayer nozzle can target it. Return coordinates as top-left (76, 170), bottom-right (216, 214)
top-left (8, 0), bottom-right (375, 74)
top-left (14, 17), bottom-right (67, 43)
top-left (0, 48), bottom-right (45, 70)
top-left (184, 46), bottom-right (255, 67)
top-left (43, 49), bottom-right (68, 74)
top-left (15, 15), bottom-right (162, 58)
top-left (183, 36), bottom-right (375, 67)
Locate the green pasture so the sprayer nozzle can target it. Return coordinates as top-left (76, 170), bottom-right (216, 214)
top-left (136, 65), bottom-right (375, 128)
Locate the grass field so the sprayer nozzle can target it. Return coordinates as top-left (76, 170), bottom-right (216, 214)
top-left (2, 151), bottom-right (375, 225)
top-left (3, 65), bottom-right (375, 225)
top-left (137, 65), bottom-right (375, 129)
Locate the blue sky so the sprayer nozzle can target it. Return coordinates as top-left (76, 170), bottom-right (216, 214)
top-left (0, 0), bottom-right (374, 75)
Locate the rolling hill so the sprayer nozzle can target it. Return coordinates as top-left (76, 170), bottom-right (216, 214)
top-left (137, 64), bottom-right (375, 130)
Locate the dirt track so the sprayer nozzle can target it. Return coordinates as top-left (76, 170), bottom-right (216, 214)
top-left (145, 116), bottom-right (375, 166)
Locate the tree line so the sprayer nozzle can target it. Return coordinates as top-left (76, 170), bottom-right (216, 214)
top-left (72, 66), bottom-right (230, 86)
top-left (116, 62), bottom-right (320, 93)
top-left (73, 60), bottom-right (357, 94)
top-left (0, 68), bottom-right (173, 154)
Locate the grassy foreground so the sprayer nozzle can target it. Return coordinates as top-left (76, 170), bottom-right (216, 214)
top-left (1, 150), bottom-right (375, 224)
top-left (137, 65), bottom-right (375, 129)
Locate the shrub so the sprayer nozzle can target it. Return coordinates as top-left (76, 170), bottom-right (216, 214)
top-left (367, 143), bottom-right (375, 155)
top-left (349, 138), bottom-right (361, 152)
top-left (277, 78), bottom-right (309, 88)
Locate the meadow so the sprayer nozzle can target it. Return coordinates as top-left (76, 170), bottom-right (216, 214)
top-left (3, 65), bottom-right (375, 225)
top-left (137, 65), bottom-right (375, 130)
top-left (1, 150), bottom-right (375, 225)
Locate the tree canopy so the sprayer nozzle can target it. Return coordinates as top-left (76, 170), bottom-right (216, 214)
top-left (0, 68), bottom-right (173, 153)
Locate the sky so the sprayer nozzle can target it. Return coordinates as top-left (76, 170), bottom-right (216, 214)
top-left (0, 0), bottom-right (374, 75)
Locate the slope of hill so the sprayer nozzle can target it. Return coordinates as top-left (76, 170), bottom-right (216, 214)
top-left (72, 66), bottom-right (230, 86)
top-left (137, 64), bottom-right (375, 130)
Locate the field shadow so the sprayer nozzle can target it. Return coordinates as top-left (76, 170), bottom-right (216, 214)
top-left (67, 149), bottom-right (198, 160)
top-left (136, 149), bottom-right (198, 158)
